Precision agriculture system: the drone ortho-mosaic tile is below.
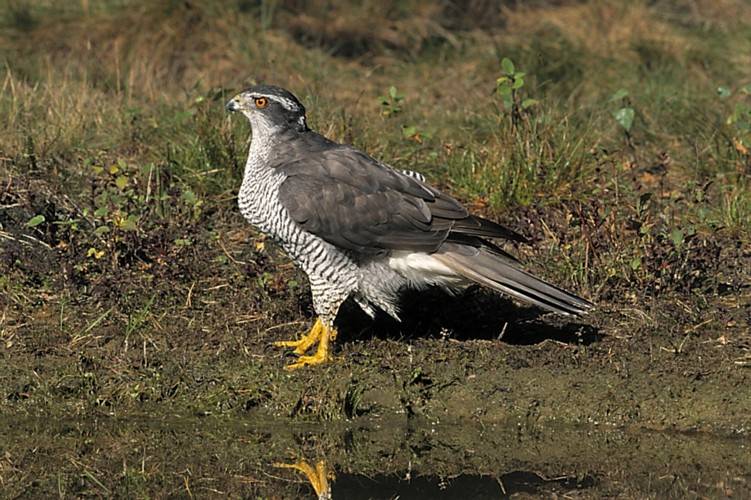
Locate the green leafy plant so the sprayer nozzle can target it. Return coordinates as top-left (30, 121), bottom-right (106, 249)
top-left (496, 57), bottom-right (538, 127)
top-left (401, 124), bottom-right (431, 143)
top-left (611, 89), bottom-right (635, 146)
top-left (378, 86), bottom-right (427, 143)
top-left (58, 157), bottom-right (207, 272)
top-left (378, 86), bottom-right (404, 117)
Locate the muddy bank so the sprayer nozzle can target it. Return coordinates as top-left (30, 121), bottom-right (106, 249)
top-left (1, 214), bottom-right (750, 435)
top-left (3, 211), bottom-right (749, 500)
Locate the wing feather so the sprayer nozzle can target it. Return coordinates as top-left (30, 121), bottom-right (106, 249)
top-left (276, 145), bottom-right (525, 255)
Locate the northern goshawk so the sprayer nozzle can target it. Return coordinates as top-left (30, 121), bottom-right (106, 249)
top-left (226, 85), bottom-right (593, 370)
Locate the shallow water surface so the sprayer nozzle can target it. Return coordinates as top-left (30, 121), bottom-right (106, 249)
top-left (1, 415), bottom-right (748, 498)
top-left (326, 469), bottom-right (596, 499)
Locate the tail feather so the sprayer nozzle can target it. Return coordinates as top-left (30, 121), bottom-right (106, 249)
top-left (434, 245), bottom-right (594, 316)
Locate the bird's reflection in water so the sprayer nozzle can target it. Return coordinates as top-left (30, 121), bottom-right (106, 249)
top-left (275, 459), bottom-right (333, 500)
top-left (273, 456), bottom-right (596, 500)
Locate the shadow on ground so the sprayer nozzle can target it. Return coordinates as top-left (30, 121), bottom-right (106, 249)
top-left (337, 287), bottom-right (604, 346)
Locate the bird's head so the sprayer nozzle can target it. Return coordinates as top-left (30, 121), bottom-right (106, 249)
top-left (226, 85), bottom-right (308, 133)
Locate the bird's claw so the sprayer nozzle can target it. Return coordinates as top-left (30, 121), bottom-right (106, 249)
top-left (273, 319), bottom-right (323, 355)
top-left (274, 318), bottom-right (335, 370)
top-left (284, 350), bottom-right (329, 371)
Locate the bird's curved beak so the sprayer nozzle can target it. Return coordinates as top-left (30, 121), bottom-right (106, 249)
top-left (226, 98), bottom-right (240, 112)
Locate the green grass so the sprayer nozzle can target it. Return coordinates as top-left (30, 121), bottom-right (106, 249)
top-left (2, 1), bottom-right (750, 228)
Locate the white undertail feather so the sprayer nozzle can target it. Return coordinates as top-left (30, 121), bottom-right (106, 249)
top-left (388, 251), bottom-right (467, 290)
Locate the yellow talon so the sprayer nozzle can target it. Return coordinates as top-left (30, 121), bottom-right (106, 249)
top-left (274, 318), bottom-right (323, 355)
top-left (284, 324), bottom-right (334, 370)
top-left (274, 460), bottom-right (332, 499)
top-left (273, 318), bottom-right (336, 369)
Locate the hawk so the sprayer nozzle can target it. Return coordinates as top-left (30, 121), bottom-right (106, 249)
top-left (226, 85), bottom-right (593, 369)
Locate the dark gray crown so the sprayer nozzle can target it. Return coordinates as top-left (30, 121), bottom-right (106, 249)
top-left (244, 85), bottom-right (305, 113)
top-left (242, 84), bottom-right (307, 130)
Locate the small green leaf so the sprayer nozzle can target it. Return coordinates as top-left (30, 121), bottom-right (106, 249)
top-left (115, 176), bottom-right (128, 190)
top-left (521, 98), bottom-right (538, 109)
top-left (630, 256), bottom-right (642, 270)
top-left (670, 228), bottom-right (684, 249)
top-left (611, 89), bottom-right (629, 102)
top-left (503, 96), bottom-right (514, 110)
top-left (717, 86), bottom-right (731, 98)
top-left (501, 57), bottom-right (515, 75)
top-left (181, 190), bottom-right (197, 205)
top-left (613, 107), bottom-right (635, 131)
top-left (87, 247), bottom-right (105, 259)
top-left (26, 214), bottom-right (45, 227)
top-left (94, 206), bottom-right (108, 218)
top-left (119, 214), bottom-right (138, 231)
top-left (94, 226), bottom-right (110, 236)
top-left (497, 85), bottom-right (512, 96)
top-left (402, 125), bottom-right (417, 138)
top-left (389, 86), bottom-right (398, 98)
top-left (512, 77), bottom-right (525, 90)
top-left (697, 207), bottom-right (708, 222)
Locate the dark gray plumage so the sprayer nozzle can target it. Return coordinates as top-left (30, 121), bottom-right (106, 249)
top-left (227, 84), bottom-right (593, 368)
top-left (277, 146), bottom-right (528, 255)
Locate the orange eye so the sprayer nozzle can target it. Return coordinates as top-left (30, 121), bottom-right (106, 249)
top-left (254, 97), bottom-right (268, 108)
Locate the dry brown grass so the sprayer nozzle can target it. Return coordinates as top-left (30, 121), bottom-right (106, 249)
top-left (504, 2), bottom-right (682, 57)
top-left (0, 65), bottom-right (123, 156)
top-left (4, 3), bottom-right (247, 99)
top-left (283, 2), bottom-right (457, 57)
top-left (2, 3), bottom-right (352, 103)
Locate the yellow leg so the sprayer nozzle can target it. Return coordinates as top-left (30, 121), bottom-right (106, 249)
top-left (284, 322), bottom-right (336, 371)
top-left (274, 460), bottom-right (332, 499)
top-left (274, 318), bottom-right (323, 355)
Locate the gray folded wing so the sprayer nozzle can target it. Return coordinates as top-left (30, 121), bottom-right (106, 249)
top-left (276, 146), bottom-right (526, 256)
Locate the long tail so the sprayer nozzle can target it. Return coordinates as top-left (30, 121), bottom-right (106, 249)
top-left (434, 244), bottom-right (594, 316)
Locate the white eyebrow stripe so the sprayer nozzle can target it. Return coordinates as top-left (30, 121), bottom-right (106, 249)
top-left (250, 93), bottom-right (301, 112)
